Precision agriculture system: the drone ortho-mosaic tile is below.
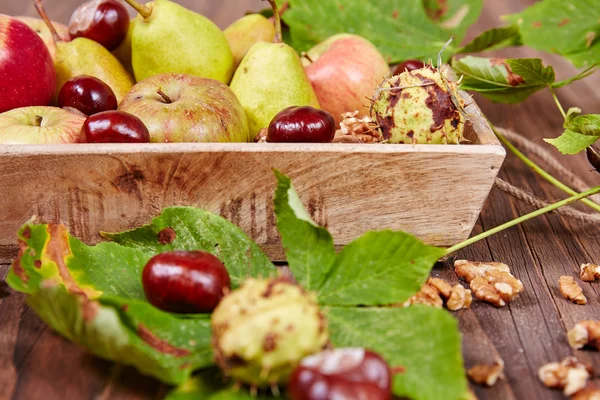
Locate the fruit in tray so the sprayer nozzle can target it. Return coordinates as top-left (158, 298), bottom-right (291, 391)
top-left (111, 20), bottom-right (135, 75)
top-left (15, 16), bottom-right (69, 61)
top-left (142, 250), bottom-right (231, 313)
top-left (211, 277), bottom-right (329, 387)
top-left (230, 0), bottom-right (319, 138)
top-left (34, 0), bottom-right (134, 104)
top-left (288, 348), bottom-right (393, 400)
top-left (302, 34), bottom-right (390, 126)
top-left (119, 73), bottom-right (250, 142)
top-left (224, 13), bottom-right (276, 69)
top-left (268, 106), bottom-right (336, 143)
top-left (58, 75), bottom-right (118, 115)
top-left (372, 65), bottom-right (467, 144)
top-left (393, 59), bottom-right (426, 75)
top-left (0, 16), bottom-right (56, 113)
top-left (0, 106), bottom-right (85, 144)
top-left (123, 0), bottom-right (234, 84)
top-left (68, 0), bottom-right (130, 51)
top-left (82, 110), bottom-right (150, 143)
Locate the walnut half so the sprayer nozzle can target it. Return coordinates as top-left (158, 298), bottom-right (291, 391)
top-left (580, 263), bottom-right (600, 282)
top-left (454, 260), bottom-right (523, 307)
top-left (538, 357), bottom-right (592, 396)
top-left (559, 276), bottom-right (587, 305)
top-left (568, 320), bottom-right (600, 350)
top-left (467, 360), bottom-right (504, 386)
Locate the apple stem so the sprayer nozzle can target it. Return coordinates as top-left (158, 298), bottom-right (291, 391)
top-left (34, 115), bottom-right (43, 127)
top-left (264, 0), bottom-right (282, 43)
top-left (122, 0), bottom-right (152, 19)
top-left (302, 53), bottom-right (314, 64)
top-left (33, 0), bottom-right (62, 44)
top-left (157, 90), bottom-right (172, 104)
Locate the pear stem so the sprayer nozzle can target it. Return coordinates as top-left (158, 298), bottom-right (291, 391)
top-left (157, 90), bottom-right (172, 104)
top-left (122, 0), bottom-right (152, 19)
top-left (264, 0), bottom-right (282, 43)
top-left (33, 0), bottom-right (62, 44)
top-left (34, 115), bottom-right (43, 127)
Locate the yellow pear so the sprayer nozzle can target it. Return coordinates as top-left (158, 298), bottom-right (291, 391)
top-left (224, 14), bottom-right (276, 69)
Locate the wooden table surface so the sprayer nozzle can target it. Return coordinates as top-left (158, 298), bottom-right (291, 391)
top-left (1, 1), bottom-right (600, 399)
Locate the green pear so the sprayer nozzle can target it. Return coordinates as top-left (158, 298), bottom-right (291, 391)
top-left (230, 1), bottom-right (319, 138)
top-left (224, 14), bottom-right (276, 69)
top-left (34, 0), bottom-right (134, 104)
top-left (123, 0), bottom-right (234, 84)
top-left (112, 19), bottom-right (136, 77)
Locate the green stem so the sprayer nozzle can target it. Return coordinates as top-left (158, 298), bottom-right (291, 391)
top-left (265, 0), bottom-right (283, 43)
top-left (549, 87), bottom-right (566, 120)
top-left (489, 121), bottom-right (600, 213)
top-left (446, 185), bottom-right (600, 254)
top-left (122, 0), bottom-right (152, 18)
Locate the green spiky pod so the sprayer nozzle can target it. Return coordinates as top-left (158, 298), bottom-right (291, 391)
top-left (372, 66), bottom-right (466, 144)
top-left (211, 278), bottom-right (328, 388)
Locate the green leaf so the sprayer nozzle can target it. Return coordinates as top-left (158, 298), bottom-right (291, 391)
top-left (564, 111), bottom-right (600, 136)
top-left (102, 206), bottom-right (276, 288)
top-left (544, 130), bottom-right (599, 154)
top-left (273, 170), bottom-right (336, 291)
top-left (282, 0), bottom-right (481, 63)
top-left (452, 56), bottom-right (555, 103)
top-left (317, 231), bottom-right (445, 306)
top-left (328, 306), bottom-right (468, 400)
top-left (6, 224), bottom-right (213, 385)
top-left (503, 0), bottom-right (600, 67)
top-left (456, 25), bottom-right (521, 54)
top-left (422, 0), bottom-right (483, 42)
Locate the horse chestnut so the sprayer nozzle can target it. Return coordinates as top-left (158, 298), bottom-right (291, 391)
top-left (393, 59), bottom-right (425, 75)
top-left (68, 0), bottom-right (130, 50)
top-left (142, 250), bottom-right (231, 313)
top-left (288, 348), bottom-right (392, 400)
top-left (82, 110), bottom-right (150, 143)
top-left (58, 75), bottom-right (118, 116)
top-left (267, 106), bottom-right (335, 143)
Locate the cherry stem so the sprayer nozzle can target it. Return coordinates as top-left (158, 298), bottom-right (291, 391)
top-left (33, 0), bottom-right (62, 44)
top-left (34, 115), bottom-right (43, 127)
top-left (264, 0), bottom-right (282, 43)
top-left (446, 184), bottom-right (600, 254)
top-left (157, 89), bottom-right (172, 104)
top-left (488, 119), bottom-right (600, 213)
top-left (122, 0), bottom-right (152, 19)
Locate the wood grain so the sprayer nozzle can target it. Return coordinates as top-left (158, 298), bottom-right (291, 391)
top-left (1, 1), bottom-right (600, 400)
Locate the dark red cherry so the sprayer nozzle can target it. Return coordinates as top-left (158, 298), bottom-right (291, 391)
top-left (267, 106), bottom-right (335, 143)
top-left (82, 110), bottom-right (150, 143)
top-left (288, 348), bottom-right (392, 400)
top-left (68, 0), bottom-right (130, 50)
top-left (142, 250), bottom-right (231, 314)
top-left (58, 75), bottom-right (117, 116)
top-left (393, 59), bottom-right (426, 75)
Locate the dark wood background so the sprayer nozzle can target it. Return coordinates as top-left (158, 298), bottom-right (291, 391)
top-left (1, 1), bottom-right (599, 399)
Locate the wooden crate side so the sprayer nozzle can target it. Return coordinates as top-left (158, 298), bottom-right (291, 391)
top-left (0, 143), bottom-right (504, 262)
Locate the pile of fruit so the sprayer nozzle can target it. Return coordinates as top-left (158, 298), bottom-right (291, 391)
top-left (0, 0), bottom-right (467, 145)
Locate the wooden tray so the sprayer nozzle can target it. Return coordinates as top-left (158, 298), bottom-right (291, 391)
top-left (0, 99), bottom-right (505, 262)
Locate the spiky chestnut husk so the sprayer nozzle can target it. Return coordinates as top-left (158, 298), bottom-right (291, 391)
top-left (211, 277), bottom-right (328, 388)
top-left (372, 65), bottom-right (466, 144)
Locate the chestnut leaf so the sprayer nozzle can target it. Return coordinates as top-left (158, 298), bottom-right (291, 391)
top-left (274, 171), bottom-right (446, 306)
top-left (503, 0), bottom-right (600, 68)
top-left (6, 224), bottom-right (214, 385)
top-left (456, 25), bottom-right (522, 54)
top-left (452, 56), bottom-right (555, 103)
top-left (282, 0), bottom-right (482, 62)
top-left (101, 206), bottom-right (277, 288)
top-left (545, 108), bottom-right (600, 154)
top-left (327, 306), bottom-right (468, 400)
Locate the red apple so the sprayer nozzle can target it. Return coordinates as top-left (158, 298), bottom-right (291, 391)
top-left (15, 16), bottom-right (69, 61)
top-left (302, 34), bottom-right (390, 126)
top-left (118, 73), bottom-right (250, 143)
top-left (0, 16), bottom-right (56, 113)
top-left (0, 106), bottom-right (86, 144)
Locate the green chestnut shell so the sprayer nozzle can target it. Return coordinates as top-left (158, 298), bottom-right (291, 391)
top-left (372, 66), bottom-right (466, 144)
top-left (211, 278), bottom-right (328, 387)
